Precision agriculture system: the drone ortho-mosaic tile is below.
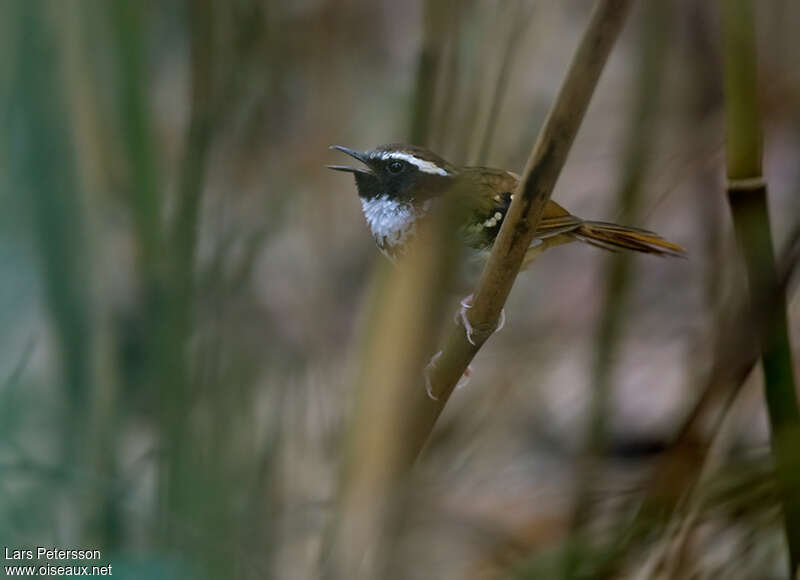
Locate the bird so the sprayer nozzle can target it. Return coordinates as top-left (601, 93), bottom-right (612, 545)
top-left (328, 143), bottom-right (684, 398)
top-left (328, 143), bottom-right (683, 260)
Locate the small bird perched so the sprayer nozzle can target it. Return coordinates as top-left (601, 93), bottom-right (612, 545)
top-left (329, 143), bottom-right (683, 397)
top-left (328, 143), bottom-right (684, 263)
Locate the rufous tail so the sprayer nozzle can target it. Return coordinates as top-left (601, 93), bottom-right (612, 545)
top-left (574, 221), bottom-right (685, 257)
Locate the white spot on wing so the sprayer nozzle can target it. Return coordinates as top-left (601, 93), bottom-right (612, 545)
top-left (377, 151), bottom-right (451, 176)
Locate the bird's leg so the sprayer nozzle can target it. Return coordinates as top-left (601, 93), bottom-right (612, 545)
top-left (426, 294), bottom-right (504, 399)
top-left (456, 294), bottom-right (505, 346)
top-left (424, 351), bottom-right (472, 401)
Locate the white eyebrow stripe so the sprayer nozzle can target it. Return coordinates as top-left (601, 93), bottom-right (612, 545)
top-left (377, 151), bottom-right (451, 176)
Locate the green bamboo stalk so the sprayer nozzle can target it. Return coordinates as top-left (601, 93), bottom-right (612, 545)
top-left (14, 0), bottom-right (92, 466)
top-left (110, 0), bottom-right (162, 276)
top-left (591, 223), bottom-right (800, 578)
top-left (721, 0), bottom-right (800, 573)
top-left (161, 0), bottom-right (220, 552)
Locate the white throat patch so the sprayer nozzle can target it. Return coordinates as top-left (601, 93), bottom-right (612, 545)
top-left (376, 151), bottom-right (450, 176)
top-left (360, 195), bottom-right (417, 258)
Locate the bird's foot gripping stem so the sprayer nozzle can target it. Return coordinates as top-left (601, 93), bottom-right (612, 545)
top-left (425, 351), bottom-right (472, 401)
top-left (455, 294), bottom-right (505, 346)
top-left (424, 295), bottom-right (505, 400)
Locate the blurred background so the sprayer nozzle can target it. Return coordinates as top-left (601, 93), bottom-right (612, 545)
top-left (1, 0), bottom-right (799, 578)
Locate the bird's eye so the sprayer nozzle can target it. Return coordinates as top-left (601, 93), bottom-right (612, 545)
top-left (387, 160), bottom-right (404, 174)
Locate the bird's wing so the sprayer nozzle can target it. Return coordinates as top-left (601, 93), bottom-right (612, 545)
top-left (471, 167), bottom-right (582, 231)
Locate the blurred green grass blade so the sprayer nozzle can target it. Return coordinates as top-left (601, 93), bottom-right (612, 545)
top-left (11, 0), bottom-right (92, 461)
top-left (110, 0), bottom-right (162, 272)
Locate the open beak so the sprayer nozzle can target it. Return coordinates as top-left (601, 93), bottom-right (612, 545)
top-left (326, 145), bottom-right (374, 175)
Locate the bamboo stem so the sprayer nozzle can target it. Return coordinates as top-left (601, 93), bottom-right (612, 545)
top-left (721, 0), bottom-right (800, 572)
top-left (421, 0), bottom-right (634, 449)
top-left (593, 231), bottom-right (800, 579)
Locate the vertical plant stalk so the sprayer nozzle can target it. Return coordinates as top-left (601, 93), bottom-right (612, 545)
top-left (430, 0), bottom-right (462, 155)
top-left (13, 0), bottom-right (92, 466)
top-left (721, 0), bottom-right (800, 572)
top-left (111, 0), bottom-right (162, 277)
top-left (58, 1), bottom-right (127, 549)
top-left (111, 0), bottom-right (222, 548)
top-left (408, 0), bottom-right (447, 146)
top-left (109, 0), bottom-right (186, 545)
top-left (471, 0), bottom-right (535, 165)
top-left (324, 204), bottom-right (461, 580)
top-left (161, 0), bottom-right (220, 549)
top-left (449, 1), bottom-right (486, 164)
top-left (564, 2), bottom-right (670, 574)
